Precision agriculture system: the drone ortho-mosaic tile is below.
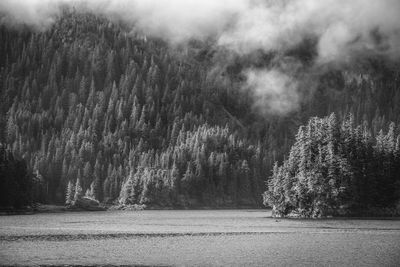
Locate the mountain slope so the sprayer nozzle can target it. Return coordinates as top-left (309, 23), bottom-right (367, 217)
top-left (1, 12), bottom-right (399, 208)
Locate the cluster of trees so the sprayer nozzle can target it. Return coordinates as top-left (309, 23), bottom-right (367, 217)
top-left (62, 124), bottom-right (264, 207)
top-left (264, 113), bottom-right (400, 217)
top-left (117, 125), bottom-right (263, 207)
top-left (1, 11), bottom-right (399, 209)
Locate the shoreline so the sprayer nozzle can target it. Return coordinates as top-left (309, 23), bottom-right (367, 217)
top-left (1, 205), bottom-right (400, 220)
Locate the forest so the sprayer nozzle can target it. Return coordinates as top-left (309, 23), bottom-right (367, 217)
top-left (1, 11), bottom-right (399, 213)
top-left (264, 113), bottom-right (400, 217)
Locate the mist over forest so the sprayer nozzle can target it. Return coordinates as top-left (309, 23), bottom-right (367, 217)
top-left (0, 1), bottom-right (400, 216)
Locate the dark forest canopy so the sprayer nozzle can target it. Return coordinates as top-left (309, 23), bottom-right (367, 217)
top-left (264, 114), bottom-right (400, 218)
top-left (0, 12), bottom-right (399, 209)
top-left (0, 144), bottom-right (43, 209)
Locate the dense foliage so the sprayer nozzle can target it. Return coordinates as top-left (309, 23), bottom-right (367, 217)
top-left (0, 144), bottom-right (42, 208)
top-left (264, 113), bottom-right (400, 217)
top-left (1, 12), bottom-right (400, 209)
top-left (0, 13), bottom-right (269, 207)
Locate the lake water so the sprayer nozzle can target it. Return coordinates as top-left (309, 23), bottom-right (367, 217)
top-left (1, 210), bottom-right (400, 266)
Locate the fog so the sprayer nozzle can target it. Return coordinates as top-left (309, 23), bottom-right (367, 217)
top-left (1, 0), bottom-right (399, 114)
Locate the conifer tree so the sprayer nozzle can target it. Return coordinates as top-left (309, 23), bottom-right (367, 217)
top-left (65, 180), bottom-right (75, 205)
top-left (74, 175), bottom-right (83, 203)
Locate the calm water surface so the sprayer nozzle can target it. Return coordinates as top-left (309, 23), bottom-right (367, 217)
top-left (1, 210), bottom-right (399, 266)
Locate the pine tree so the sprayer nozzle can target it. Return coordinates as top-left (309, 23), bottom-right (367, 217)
top-left (182, 162), bottom-right (194, 195)
top-left (119, 173), bottom-right (134, 204)
top-left (74, 174), bottom-right (83, 203)
top-left (65, 180), bottom-right (75, 205)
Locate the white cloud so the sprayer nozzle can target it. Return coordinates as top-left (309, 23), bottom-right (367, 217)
top-left (2, 0), bottom-right (399, 59)
top-left (1, 0), bottom-right (399, 114)
top-left (245, 69), bottom-right (299, 115)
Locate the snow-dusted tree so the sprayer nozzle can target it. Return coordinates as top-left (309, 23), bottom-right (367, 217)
top-left (85, 181), bottom-right (96, 200)
top-left (74, 174), bottom-right (83, 203)
top-left (65, 180), bottom-right (75, 205)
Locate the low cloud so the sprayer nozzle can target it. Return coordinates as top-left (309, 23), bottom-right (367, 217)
top-left (219, 0), bottom-right (400, 63)
top-left (1, 0), bottom-right (400, 114)
top-left (2, 0), bottom-right (399, 60)
top-left (0, 0), bottom-right (66, 29)
top-left (245, 69), bottom-right (300, 115)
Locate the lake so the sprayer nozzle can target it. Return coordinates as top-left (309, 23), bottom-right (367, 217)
top-left (1, 209), bottom-right (400, 266)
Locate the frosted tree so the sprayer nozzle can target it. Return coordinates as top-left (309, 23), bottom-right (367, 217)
top-left (65, 180), bottom-right (75, 205)
top-left (74, 175), bottom-right (83, 203)
top-left (85, 181), bottom-right (96, 200)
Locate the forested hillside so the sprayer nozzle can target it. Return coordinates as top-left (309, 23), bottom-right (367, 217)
top-left (1, 12), bottom-right (399, 208)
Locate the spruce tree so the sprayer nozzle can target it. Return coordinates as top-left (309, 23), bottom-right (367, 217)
top-left (65, 180), bottom-right (75, 205)
top-left (74, 175), bottom-right (83, 203)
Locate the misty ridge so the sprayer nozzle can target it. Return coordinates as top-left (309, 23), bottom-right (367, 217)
top-left (1, 0), bottom-right (400, 115)
top-left (0, 0), bottom-right (399, 218)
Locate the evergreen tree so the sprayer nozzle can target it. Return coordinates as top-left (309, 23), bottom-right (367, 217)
top-left (65, 180), bottom-right (75, 205)
top-left (74, 175), bottom-right (83, 203)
